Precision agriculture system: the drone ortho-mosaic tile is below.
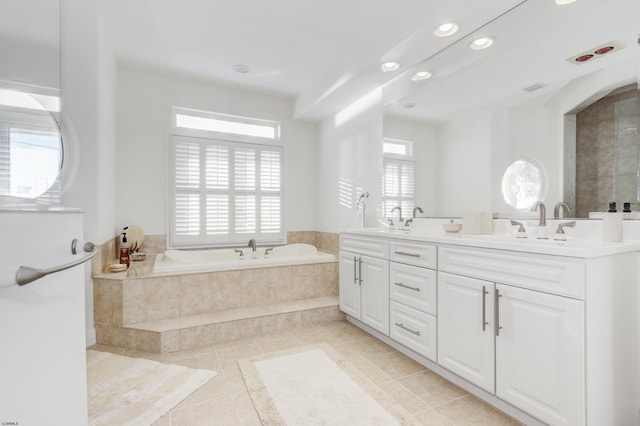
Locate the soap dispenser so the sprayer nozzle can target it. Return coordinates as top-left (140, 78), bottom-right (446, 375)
top-left (119, 232), bottom-right (130, 268)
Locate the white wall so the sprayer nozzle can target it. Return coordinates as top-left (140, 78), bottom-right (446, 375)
top-left (437, 109), bottom-right (493, 217)
top-left (317, 89), bottom-right (383, 232)
top-left (383, 116), bottom-right (438, 217)
top-left (115, 68), bottom-right (317, 237)
top-left (61, 0), bottom-right (117, 344)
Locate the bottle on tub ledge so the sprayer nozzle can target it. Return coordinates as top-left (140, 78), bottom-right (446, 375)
top-left (603, 202), bottom-right (623, 242)
top-left (119, 232), bottom-right (131, 268)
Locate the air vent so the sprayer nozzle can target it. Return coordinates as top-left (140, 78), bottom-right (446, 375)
top-left (522, 83), bottom-right (545, 92)
top-left (566, 41), bottom-right (624, 65)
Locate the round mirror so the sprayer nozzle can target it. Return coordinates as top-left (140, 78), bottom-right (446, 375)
top-left (501, 158), bottom-right (546, 209)
top-left (0, 89), bottom-right (63, 199)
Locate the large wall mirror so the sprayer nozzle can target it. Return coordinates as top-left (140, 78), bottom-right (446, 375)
top-left (0, 0), bottom-right (62, 201)
top-left (383, 0), bottom-right (639, 219)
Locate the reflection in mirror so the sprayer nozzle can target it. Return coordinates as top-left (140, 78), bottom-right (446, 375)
top-left (569, 84), bottom-right (639, 217)
top-left (501, 159), bottom-right (545, 210)
top-left (383, 0), bottom-right (639, 219)
top-left (0, 0), bottom-right (62, 201)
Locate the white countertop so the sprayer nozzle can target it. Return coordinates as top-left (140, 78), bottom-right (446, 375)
top-left (342, 227), bottom-right (640, 258)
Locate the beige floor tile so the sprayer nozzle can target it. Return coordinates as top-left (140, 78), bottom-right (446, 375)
top-left (368, 351), bottom-right (427, 379)
top-left (224, 367), bottom-right (250, 395)
top-left (217, 343), bottom-right (263, 371)
top-left (412, 409), bottom-right (456, 426)
top-left (350, 335), bottom-right (396, 357)
top-left (232, 391), bottom-right (262, 426)
top-left (350, 357), bottom-right (395, 385)
top-left (122, 349), bottom-right (172, 363)
top-left (435, 395), bottom-right (522, 426)
top-left (169, 343), bottom-right (217, 362)
top-left (378, 380), bottom-right (430, 414)
top-left (398, 370), bottom-right (468, 408)
top-left (170, 351), bottom-right (222, 372)
top-left (170, 396), bottom-right (239, 426)
top-left (172, 374), bottom-right (229, 410)
top-left (151, 413), bottom-right (171, 426)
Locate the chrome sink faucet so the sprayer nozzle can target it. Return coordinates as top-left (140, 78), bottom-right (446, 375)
top-left (554, 202), bottom-right (571, 219)
top-left (412, 206), bottom-right (423, 218)
top-left (530, 201), bottom-right (547, 239)
top-left (390, 206), bottom-right (403, 223)
top-left (248, 238), bottom-right (257, 252)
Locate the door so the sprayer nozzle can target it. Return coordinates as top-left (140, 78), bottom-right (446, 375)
top-left (338, 251), bottom-right (361, 318)
top-left (0, 211), bottom-right (89, 424)
top-left (360, 255), bottom-right (389, 335)
top-left (495, 284), bottom-right (585, 426)
top-left (438, 271), bottom-right (495, 392)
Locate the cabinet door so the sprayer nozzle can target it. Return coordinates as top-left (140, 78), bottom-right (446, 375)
top-left (496, 284), bottom-right (584, 426)
top-left (437, 272), bottom-right (495, 393)
top-left (338, 251), bottom-right (361, 318)
top-left (360, 255), bottom-right (390, 335)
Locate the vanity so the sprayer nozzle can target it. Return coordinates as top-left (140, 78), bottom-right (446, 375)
top-left (339, 225), bottom-right (640, 426)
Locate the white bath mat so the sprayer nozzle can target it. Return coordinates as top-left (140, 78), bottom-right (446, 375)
top-left (238, 343), bottom-right (416, 425)
top-left (87, 350), bottom-right (216, 425)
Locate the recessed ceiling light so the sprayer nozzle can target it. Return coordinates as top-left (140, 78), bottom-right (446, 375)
top-left (555, 0), bottom-right (578, 4)
top-left (233, 64), bottom-right (250, 73)
top-left (380, 62), bottom-right (400, 72)
top-left (470, 36), bottom-right (494, 50)
top-left (411, 71), bottom-right (432, 81)
top-left (434, 22), bottom-right (459, 37)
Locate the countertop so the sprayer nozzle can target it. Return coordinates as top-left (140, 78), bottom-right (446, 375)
top-left (341, 227), bottom-right (640, 259)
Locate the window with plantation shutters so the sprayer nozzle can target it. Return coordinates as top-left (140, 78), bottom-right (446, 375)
top-left (170, 134), bottom-right (284, 248)
top-left (382, 157), bottom-right (416, 218)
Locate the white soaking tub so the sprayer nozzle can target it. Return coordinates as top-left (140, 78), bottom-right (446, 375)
top-left (153, 243), bottom-right (334, 275)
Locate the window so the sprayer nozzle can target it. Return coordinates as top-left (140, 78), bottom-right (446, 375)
top-left (174, 107), bottom-right (280, 140)
top-left (169, 134), bottom-right (284, 248)
top-left (382, 137), bottom-right (415, 217)
top-left (0, 88), bottom-right (62, 201)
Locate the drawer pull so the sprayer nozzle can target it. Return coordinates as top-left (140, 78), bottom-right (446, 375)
top-left (395, 322), bottom-right (421, 336)
top-left (394, 282), bottom-right (421, 292)
top-left (394, 251), bottom-right (421, 258)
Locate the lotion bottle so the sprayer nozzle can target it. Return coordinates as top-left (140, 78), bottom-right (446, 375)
top-left (119, 232), bottom-right (130, 268)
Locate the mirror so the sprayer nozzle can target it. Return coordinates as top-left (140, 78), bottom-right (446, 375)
top-left (0, 0), bottom-right (62, 200)
top-left (383, 0), bottom-right (639, 219)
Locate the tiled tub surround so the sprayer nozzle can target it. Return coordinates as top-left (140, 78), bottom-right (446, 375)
top-left (93, 231), bottom-right (342, 353)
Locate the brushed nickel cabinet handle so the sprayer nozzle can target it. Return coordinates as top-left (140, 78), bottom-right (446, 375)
top-left (395, 322), bottom-right (421, 336)
top-left (394, 251), bottom-right (420, 258)
top-left (394, 282), bottom-right (421, 292)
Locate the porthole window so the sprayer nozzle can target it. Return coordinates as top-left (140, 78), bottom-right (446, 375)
top-left (501, 158), bottom-right (546, 209)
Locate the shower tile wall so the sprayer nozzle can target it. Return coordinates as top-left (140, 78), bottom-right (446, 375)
top-left (575, 86), bottom-right (639, 218)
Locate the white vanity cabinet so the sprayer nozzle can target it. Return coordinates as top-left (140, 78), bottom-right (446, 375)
top-left (439, 246), bottom-right (585, 426)
top-left (437, 272), bottom-right (495, 392)
top-left (388, 240), bottom-right (438, 361)
top-left (339, 235), bottom-right (390, 335)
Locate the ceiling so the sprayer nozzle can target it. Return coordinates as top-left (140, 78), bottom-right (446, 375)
top-left (95, 0), bottom-right (638, 122)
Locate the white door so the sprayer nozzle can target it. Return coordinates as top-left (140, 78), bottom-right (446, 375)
top-left (496, 284), bottom-right (585, 426)
top-left (438, 271), bottom-right (495, 392)
top-left (360, 255), bottom-right (389, 335)
top-left (0, 211), bottom-right (89, 425)
top-left (338, 251), bottom-right (361, 318)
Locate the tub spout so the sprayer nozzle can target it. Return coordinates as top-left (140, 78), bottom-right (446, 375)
top-left (248, 239), bottom-right (257, 252)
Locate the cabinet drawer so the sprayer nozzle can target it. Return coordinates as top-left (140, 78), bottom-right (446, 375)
top-left (390, 301), bottom-right (437, 362)
top-left (340, 234), bottom-right (389, 259)
top-left (390, 263), bottom-right (437, 315)
top-left (389, 240), bottom-right (437, 268)
top-left (439, 246), bottom-right (585, 299)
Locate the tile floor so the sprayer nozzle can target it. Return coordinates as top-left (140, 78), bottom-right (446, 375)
top-left (90, 320), bottom-right (521, 425)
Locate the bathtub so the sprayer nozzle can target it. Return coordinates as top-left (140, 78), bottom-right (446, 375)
top-left (153, 243), bottom-right (335, 275)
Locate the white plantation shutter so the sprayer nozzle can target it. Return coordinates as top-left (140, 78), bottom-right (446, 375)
top-left (170, 135), bottom-right (283, 247)
top-left (383, 158), bottom-right (415, 217)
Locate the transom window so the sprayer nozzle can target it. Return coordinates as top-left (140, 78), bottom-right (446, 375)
top-left (169, 109), bottom-right (283, 248)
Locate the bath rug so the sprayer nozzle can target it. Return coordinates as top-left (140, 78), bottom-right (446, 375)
top-left (86, 350), bottom-right (216, 425)
top-left (238, 343), bottom-right (416, 425)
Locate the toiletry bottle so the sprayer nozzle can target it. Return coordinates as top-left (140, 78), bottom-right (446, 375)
top-left (119, 232), bottom-right (130, 268)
